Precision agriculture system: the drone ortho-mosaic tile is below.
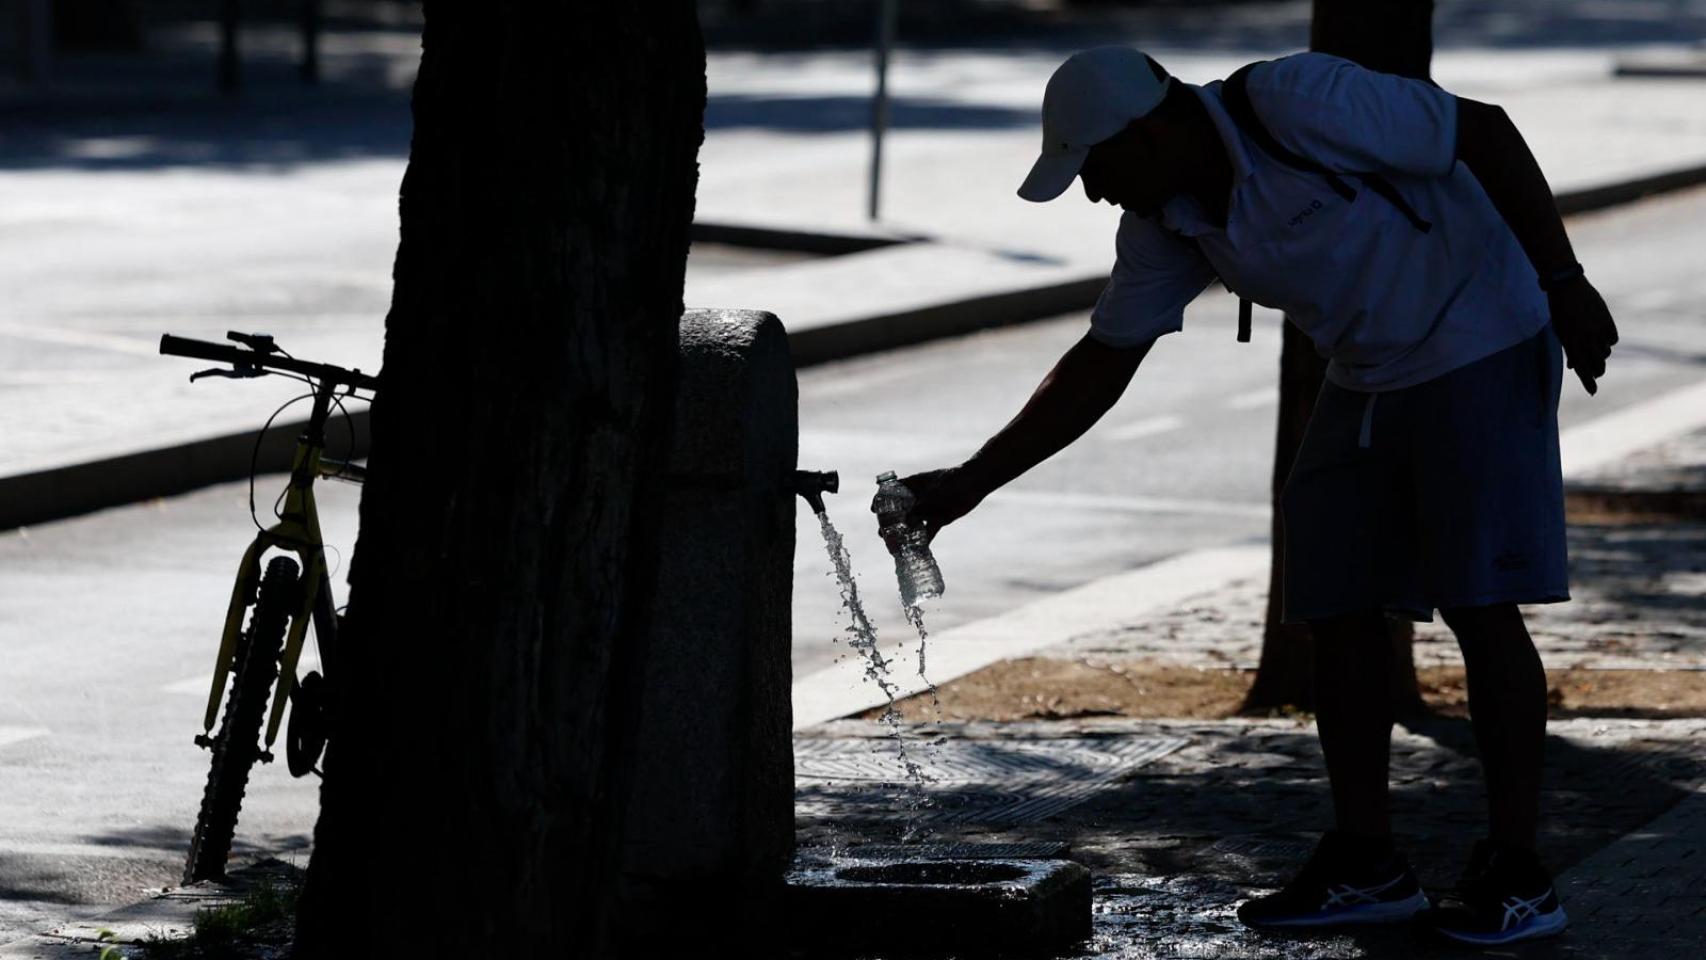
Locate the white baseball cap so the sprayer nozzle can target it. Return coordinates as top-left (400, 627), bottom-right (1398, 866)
top-left (1017, 47), bottom-right (1172, 203)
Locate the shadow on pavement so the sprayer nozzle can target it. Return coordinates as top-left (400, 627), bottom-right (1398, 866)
top-left (0, 91), bottom-right (413, 171)
top-left (6, 0), bottom-right (1706, 170)
top-left (702, 0), bottom-right (1706, 53)
top-left (75, 825), bottom-right (192, 854)
top-left (0, 869), bottom-right (87, 906)
top-left (706, 93), bottom-right (1031, 133)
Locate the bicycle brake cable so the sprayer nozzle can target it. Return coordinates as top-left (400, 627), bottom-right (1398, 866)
top-left (247, 377), bottom-right (318, 534)
top-left (328, 385), bottom-right (359, 478)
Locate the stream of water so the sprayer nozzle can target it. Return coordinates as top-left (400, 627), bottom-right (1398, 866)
top-left (815, 510), bottom-right (936, 838)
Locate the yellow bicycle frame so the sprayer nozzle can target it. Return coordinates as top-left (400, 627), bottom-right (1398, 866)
top-left (201, 440), bottom-right (346, 749)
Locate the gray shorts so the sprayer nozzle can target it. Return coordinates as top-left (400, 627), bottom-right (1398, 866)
top-left (1280, 327), bottom-right (1569, 623)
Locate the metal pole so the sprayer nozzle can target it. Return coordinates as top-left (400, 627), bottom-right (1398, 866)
top-left (219, 0), bottom-right (241, 93)
top-left (300, 0), bottom-right (322, 84)
top-left (18, 0), bottom-right (51, 86)
top-left (868, 0), bottom-right (898, 222)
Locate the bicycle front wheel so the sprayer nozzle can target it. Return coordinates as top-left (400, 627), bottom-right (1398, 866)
top-left (184, 555), bottom-right (298, 883)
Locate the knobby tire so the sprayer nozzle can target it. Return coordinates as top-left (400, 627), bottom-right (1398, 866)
top-left (184, 555), bottom-right (298, 883)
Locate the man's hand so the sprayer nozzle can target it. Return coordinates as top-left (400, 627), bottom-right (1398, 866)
top-left (894, 466), bottom-right (989, 544)
top-left (1549, 276), bottom-right (1618, 395)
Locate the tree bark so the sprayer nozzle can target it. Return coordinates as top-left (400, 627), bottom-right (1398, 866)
top-left (292, 3), bottom-right (706, 956)
top-left (1244, 0), bottom-right (1433, 715)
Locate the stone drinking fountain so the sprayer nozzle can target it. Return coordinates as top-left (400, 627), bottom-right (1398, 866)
top-left (616, 309), bottom-right (1090, 957)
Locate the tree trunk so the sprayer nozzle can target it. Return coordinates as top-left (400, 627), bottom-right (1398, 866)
top-left (1244, 0), bottom-right (1433, 715)
top-left (292, 3), bottom-right (706, 957)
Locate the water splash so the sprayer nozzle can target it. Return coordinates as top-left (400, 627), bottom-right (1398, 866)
top-left (816, 510), bottom-right (934, 839)
top-left (903, 603), bottom-right (941, 711)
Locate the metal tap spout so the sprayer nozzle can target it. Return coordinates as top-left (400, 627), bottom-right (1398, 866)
top-left (788, 469), bottom-right (839, 515)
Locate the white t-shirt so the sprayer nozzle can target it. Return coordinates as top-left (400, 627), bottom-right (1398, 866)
top-left (1089, 52), bottom-right (1550, 392)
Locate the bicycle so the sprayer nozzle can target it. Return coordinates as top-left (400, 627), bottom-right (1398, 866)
top-left (158, 331), bottom-right (379, 883)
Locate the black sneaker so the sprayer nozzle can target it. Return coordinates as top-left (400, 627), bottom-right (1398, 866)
top-left (1425, 839), bottom-right (1568, 946)
top-left (1237, 831), bottom-right (1429, 929)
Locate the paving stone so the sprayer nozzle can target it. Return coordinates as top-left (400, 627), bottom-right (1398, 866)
top-left (1554, 785), bottom-right (1706, 955)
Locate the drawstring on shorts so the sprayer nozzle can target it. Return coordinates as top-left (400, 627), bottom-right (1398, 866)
top-left (1358, 393), bottom-right (1378, 449)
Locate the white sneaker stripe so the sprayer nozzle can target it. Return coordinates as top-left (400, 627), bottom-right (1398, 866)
top-left (1501, 890), bottom-right (1553, 931)
top-left (1320, 873), bottom-right (1407, 910)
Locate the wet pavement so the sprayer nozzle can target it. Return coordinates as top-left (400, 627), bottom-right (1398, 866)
top-left (794, 717), bottom-right (1706, 958)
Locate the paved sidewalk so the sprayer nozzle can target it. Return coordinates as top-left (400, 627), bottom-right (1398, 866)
top-left (795, 717), bottom-right (1706, 958)
top-left (1553, 786), bottom-right (1706, 956)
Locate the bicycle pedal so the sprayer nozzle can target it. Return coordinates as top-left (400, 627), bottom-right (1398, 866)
top-left (194, 734), bottom-right (214, 750)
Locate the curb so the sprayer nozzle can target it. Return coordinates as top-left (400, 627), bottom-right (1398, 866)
top-left (691, 219), bottom-right (918, 256)
top-left (791, 545), bottom-right (1270, 730)
top-left (6, 162), bottom-right (1706, 532)
top-left (790, 274), bottom-right (1106, 367)
top-left (0, 410), bottom-right (371, 532)
top-left (1554, 161), bottom-right (1706, 216)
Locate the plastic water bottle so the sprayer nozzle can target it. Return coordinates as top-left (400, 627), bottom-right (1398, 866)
top-left (872, 471), bottom-right (945, 607)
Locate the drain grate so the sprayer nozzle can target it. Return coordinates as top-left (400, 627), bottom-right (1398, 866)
top-left (795, 735), bottom-right (1187, 826)
top-left (839, 841), bottom-right (1072, 861)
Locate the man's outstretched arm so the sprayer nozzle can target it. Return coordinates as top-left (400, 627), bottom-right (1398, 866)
top-left (1454, 96), bottom-right (1618, 394)
top-left (903, 332), bottom-right (1154, 536)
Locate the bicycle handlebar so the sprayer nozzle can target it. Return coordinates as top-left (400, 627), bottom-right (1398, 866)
top-left (160, 333), bottom-right (381, 393)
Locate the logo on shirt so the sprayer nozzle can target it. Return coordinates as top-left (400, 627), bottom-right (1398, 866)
top-left (1287, 198), bottom-right (1324, 228)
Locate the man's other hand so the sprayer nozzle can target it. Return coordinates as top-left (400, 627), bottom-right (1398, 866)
top-left (1549, 276), bottom-right (1618, 395)
top-left (899, 466), bottom-right (988, 544)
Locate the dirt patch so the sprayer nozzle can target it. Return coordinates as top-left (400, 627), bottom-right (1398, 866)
top-left (865, 659), bottom-right (1253, 723)
top-left (867, 657), bottom-right (1706, 722)
top-left (1529, 666), bottom-right (1706, 719)
top-left (1565, 489), bottom-right (1706, 524)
